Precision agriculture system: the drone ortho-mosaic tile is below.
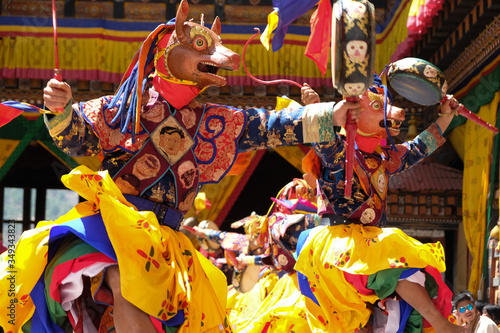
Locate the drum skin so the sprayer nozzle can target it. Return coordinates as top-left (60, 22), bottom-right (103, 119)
top-left (387, 57), bottom-right (448, 106)
top-left (198, 219), bottom-right (221, 252)
top-left (332, 0), bottom-right (376, 97)
top-left (233, 264), bottom-right (262, 293)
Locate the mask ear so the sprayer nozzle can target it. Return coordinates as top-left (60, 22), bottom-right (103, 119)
top-left (175, 0), bottom-right (190, 44)
top-left (211, 16), bottom-right (221, 36)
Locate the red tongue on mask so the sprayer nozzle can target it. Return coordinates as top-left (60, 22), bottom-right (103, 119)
top-left (355, 133), bottom-right (384, 153)
top-left (153, 75), bottom-right (201, 110)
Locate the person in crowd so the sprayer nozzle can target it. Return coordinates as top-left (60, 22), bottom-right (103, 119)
top-left (454, 291), bottom-right (499, 332)
top-left (483, 304), bottom-right (500, 328)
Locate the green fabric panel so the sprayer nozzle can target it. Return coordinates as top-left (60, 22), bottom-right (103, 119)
top-left (0, 117), bottom-right (51, 181)
top-left (403, 270), bottom-right (439, 333)
top-left (368, 269), bottom-right (440, 333)
top-left (164, 324), bottom-right (181, 333)
top-left (404, 309), bottom-right (423, 333)
top-left (0, 114), bottom-right (29, 139)
top-left (44, 236), bottom-right (100, 327)
top-left (366, 267), bottom-right (406, 299)
top-left (21, 318), bottom-right (32, 333)
top-left (446, 64), bottom-right (500, 134)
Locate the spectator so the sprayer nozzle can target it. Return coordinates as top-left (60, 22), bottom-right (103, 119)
top-left (483, 304), bottom-right (500, 327)
top-left (477, 301), bottom-right (489, 315)
top-left (454, 291), bottom-right (499, 332)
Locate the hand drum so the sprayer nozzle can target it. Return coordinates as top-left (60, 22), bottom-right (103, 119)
top-left (332, 0), bottom-right (376, 98)
top-left (332, 0), bottom-right (376, 197)
top-left (388, 57), bottom-right (498, 133)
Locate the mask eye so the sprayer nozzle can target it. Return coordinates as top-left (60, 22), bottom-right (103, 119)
top-left (370, 100), bottom-right (382, 110)
top-left (193, 36), bottom-right (207, 51)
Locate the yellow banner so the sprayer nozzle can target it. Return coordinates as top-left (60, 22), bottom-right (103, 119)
top-left (462, 92), bottom-right (499, 294)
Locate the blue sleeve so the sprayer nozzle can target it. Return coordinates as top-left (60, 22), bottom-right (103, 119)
top-left (238, 102), bottom-right (336, 152)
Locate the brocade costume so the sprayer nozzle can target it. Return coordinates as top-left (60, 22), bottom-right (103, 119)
top-left (0, 85), bottom-right (337, 333)
top-left (294, 120), bottom-right (454, 332)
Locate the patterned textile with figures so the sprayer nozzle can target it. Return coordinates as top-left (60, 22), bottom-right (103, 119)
top-left (314, 122), bottom-right (445, 226)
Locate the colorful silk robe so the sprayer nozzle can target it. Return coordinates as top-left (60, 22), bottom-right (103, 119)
top-left (295, 122), bottom-right (453, 333)
top-left (313, 122), bottom-right (446, 227)
top-left (0, 88), bottom-right (336, 332)
top-left (46, 89), bottom-right (336, 214)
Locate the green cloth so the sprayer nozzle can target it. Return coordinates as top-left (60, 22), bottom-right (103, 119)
top-left (367, 268), bottom-right (440, 333)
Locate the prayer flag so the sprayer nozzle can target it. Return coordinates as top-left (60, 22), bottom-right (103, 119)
top-left (0, 101), bottom-right (43, 127)
top-left (265, 0), bottom-right (321, 52)
top-left (305, 0), bottom-right (332, 76)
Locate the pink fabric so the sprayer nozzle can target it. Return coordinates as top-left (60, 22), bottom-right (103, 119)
top-left (0, 241), bottom-right (7, 254)
top-left (391, 0), bottom-right (444, 62)
top-left (49, 252), bottom-right (116, 303)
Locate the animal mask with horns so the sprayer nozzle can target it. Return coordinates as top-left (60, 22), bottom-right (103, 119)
top-left (108, 0), bottom-right (241, 136)
top-left (354, 75), bottom-right (406, 153)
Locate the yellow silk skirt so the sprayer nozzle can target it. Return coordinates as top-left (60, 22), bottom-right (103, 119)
top-left (233, 271), bottom-right (327, 332)
top-left (226, 269), bottom-right (279, 330)
top-left (0, 165), bottom-right (231, 333)
top-left (294, 224), bottom-right (447, 332)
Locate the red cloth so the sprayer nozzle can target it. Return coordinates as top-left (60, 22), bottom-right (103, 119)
top-left (0, 240), bottom-right (7, 254)
top-left (152, 75), bottom-right (201, 111)
top-left (0, 103), bottom-right (24, 127)
top-left (305, 0), bottom-right (332, 76)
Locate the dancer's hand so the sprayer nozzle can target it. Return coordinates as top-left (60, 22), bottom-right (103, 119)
top-left (301, 83), bottom-right (320, 105)
top-left (333, 99), bottom-right (362, 127)
top-left (439, 94), bottom-right (460, 116)
top-left (436, 94), bottom-right (459, 133)
top-left (43, 78), bottom-right (72, 113)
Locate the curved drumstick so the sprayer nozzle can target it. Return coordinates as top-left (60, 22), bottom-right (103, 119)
top-left (51, 0), bottom-right (65, 114)
top-left (52, 0), bottom-right (61, 82)
top-left (225, 250), bottom-right (238, 266)
top-left (242, 28), bottom-right (303, 89)
top-left (443, 97), bottom-right (499, 134)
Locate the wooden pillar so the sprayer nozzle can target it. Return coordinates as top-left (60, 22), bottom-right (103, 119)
top-left (22, 188), bottom-right (31, 231)
top-left (0, 187), bottom-right (4, 224)
top-left (445, 229), bottom-right (456, 289)
top-left (35, 187), bottom-right (46, 224)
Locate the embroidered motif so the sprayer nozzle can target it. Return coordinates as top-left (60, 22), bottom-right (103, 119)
top-left (178, 160), bottom-right (197, 189)
top-left (418, 130), bottom-right (436, 154)
top-left (132, 153), bottom-right (162, 181)
top-left (150, 183), bottom-right (166, 203)
top-left (141, 102), bottom-right (166, 124)
top-left (179, 106), bottom-right (197, 129)
top-left (267, 129), bottom-right (282, 147)
top-left (82, 97), bottom-right (148, 153)
top-left (283, 125), bottom-right (298, 144)
top-left (360, 208), bottom-right (376, 225)
top-left (370, 166), bottom-right (387, 200)
top-left (196, 105), bottom-right (245, 183)
top-left (151, 116), bottom-right (194, 165)
top-left (115, 173), bottom-right (141, 195)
